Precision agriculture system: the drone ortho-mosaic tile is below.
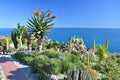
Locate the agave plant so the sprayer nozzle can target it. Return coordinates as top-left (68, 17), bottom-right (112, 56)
top-left (27, 9), bottom-right (56, 52)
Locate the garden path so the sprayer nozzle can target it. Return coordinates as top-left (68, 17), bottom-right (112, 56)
top-left (0, 55), bottom-right (28, 80)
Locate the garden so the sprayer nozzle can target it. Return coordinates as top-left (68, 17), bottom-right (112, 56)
top-left (8, 9), bottom-right (120, 80)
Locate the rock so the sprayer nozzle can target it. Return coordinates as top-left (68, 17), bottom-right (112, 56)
top-left (50, 74), bottom-right (67, 80)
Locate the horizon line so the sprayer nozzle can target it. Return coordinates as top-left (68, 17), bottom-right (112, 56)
top-left (1, 26), bottom-right (120, 29)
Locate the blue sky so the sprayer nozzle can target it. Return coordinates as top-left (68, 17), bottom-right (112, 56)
top-left (0, 0), bottom-right (120, 28)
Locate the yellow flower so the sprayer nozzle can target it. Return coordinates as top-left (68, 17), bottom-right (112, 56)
top-left (52, 16), bottom-right (56, 19)
top-left (33, 11), bottom-right (42, 16)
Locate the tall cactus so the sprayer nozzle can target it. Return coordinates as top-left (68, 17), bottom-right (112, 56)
top-left (5, 37), bottom-right (9, 50)
top-left (92, 39), bottom-right (96, 52)
top-left (105, 37), bottom-right (109, 50)
top-left (11, 29), bottom-right (18, 49)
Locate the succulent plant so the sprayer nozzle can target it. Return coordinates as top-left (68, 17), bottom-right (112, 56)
top-left (92, 39), bottom-right (96, 52)
top-left (105, 37), bottom-right (109, 50)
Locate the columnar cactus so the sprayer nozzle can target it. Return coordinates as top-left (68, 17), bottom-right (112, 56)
top-left (105, 37), bottom-right (109, 50)
top-left (92, 39), bottom-right (96, 52)
top-left (5, 37), bottom-right (9, 50)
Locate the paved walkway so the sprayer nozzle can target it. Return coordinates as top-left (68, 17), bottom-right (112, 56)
top-left (0, 55), bottom-right (28, 80)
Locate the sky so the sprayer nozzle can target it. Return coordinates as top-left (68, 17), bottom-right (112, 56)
top-left (0, 0), bottom-right (120, 28)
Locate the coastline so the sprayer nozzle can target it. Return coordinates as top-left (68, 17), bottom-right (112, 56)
top-left (0, 28), bottom-right (120, 52)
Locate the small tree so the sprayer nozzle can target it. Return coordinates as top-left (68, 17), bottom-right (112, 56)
top-left (11, 29), bottom-right (18, 49)
top-left (27, 9), bottom-right (56, 52)
top-left (11, 24), bottom-right (27, 49)
top-left (17, 23), bottom-right (27, 48)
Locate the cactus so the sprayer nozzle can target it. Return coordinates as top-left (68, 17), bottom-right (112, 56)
top-left (5, 37), bottom-right (9, 50)
top-left (105, 37), bottom-right (109, 50)
top-left (92, 39), bottom-right (96, 52)
top-left (0, 36), bottom-right (9, 50)
top-left (0, 46), bottom-right (3, 50)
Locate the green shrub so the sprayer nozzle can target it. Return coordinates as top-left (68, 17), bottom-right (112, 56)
top-left (31, 55), bottom-right (50, 73)
top-left (109, 54), bottom-right (117, 61)
top-left (49, 59), bottom-right (61, 74)
top-left (61, 57), bottom-right (73, 73)
top-left (15, 51), bottom-right (26, 60)
top-left (15, 51), bottom-right (34, 64)
top-left (93, 57), bottom-right (120, 79)
top-left (29, 51), bottom-right (41, 57)
top-left (117, 58), bottom-right (120, 65)
top-left (41, 50), bottom-right (60, 58)
top-left (61, 53), bottom-right (84, 73)
top-left (69, 54), bottom-right (80, 63)
top-left (22, 55), bottom-right (34, 64)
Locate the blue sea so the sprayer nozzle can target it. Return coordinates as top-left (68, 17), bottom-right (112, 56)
top-left (0, 28), bottom-right (120, 53)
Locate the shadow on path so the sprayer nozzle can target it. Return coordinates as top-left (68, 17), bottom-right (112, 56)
top-left (7, 67), bottom-right (28, 80)
top-left (0, 56), bottom-right (13, 63)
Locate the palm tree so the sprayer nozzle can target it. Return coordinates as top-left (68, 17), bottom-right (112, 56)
top-left (27, 10), bottom-right (56, 52)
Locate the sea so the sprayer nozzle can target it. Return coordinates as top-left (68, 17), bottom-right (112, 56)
top-left (0, 28), bottom-right (120, 53)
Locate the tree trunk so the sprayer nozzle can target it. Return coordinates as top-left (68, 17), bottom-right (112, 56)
top-left (27, 36), bottom-right (32, 52)
top-left (37, 37), bottom-right (43, 52)
top-left (19, 35), bottom-right (22, 48)
top-left (17, 38), bottom-right (20, 50)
